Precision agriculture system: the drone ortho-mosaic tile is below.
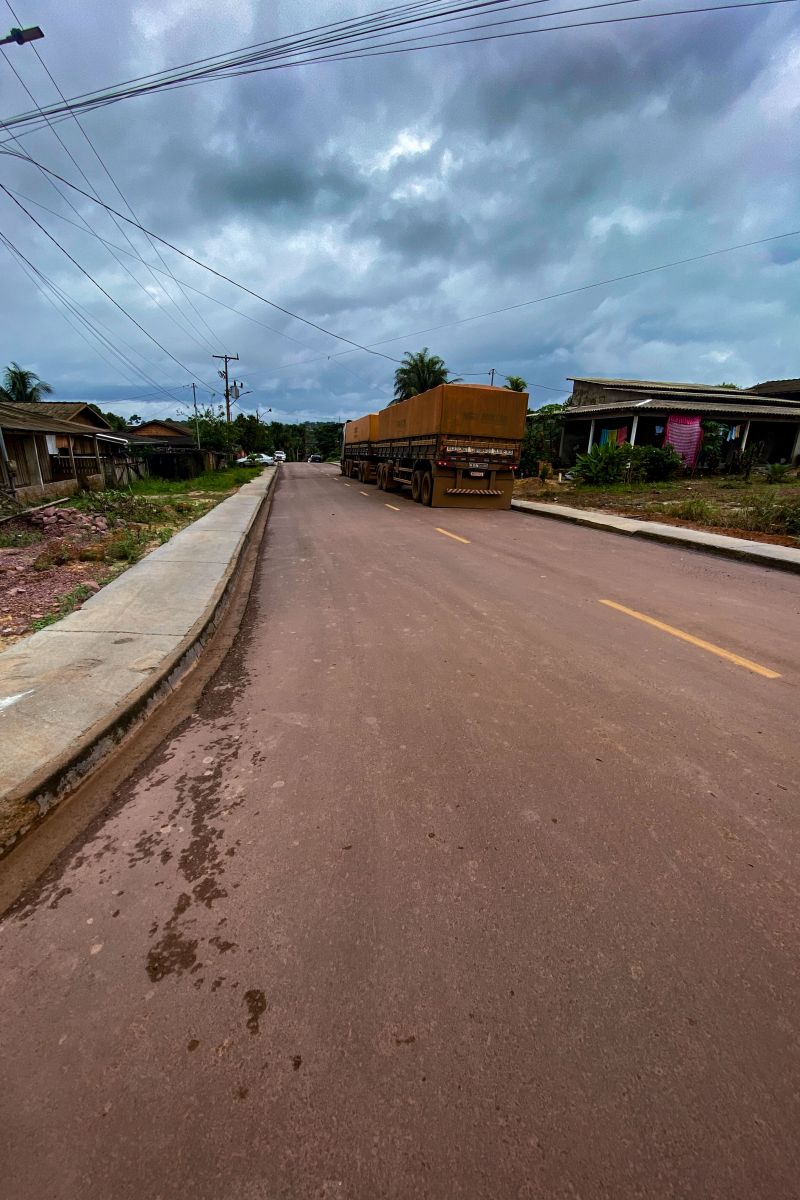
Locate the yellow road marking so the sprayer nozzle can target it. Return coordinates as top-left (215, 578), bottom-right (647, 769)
top-left (344, 482), bottom-right (351, 487)
top-left (435, 527), bottom-right (470, 544)
top-left (385, 503), bottom-right (400, 511)
top-left (599, 599), bottom-right (781, 679)
top-left (359, 490), bottom-right (369, 496)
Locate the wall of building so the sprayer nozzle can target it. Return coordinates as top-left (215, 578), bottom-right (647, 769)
top-left (15, 473), bottom-right (104, 503)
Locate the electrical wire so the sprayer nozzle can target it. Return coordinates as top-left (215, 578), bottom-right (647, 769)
top-left (3, 136), bottom-right (798, 393)
top-left (1, 0), bottom-right (794, 136)
top-left (0, 231), bottom-right (195, 404)
top-left (1, 186), bottom-right (217, 389)
top-left (0, 148), bottom-right (403, 362)
top-left (0, 55), bottom-right (221, 359)
top-left (4, 0), bottom-right (223, 349)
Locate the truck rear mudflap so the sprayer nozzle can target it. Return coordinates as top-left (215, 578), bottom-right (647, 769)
top-left (432, 474), bottom-right (514, 509)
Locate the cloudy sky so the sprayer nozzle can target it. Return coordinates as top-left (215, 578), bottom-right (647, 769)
top-left (0, 0), bottom-right (798, 424)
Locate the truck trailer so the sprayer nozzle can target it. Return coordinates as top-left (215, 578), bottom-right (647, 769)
top-left (341, 383), bottom-right (528, 509)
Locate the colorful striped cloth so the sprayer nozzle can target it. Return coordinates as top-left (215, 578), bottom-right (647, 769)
top-left (664, 415), bottom-right (703, 467)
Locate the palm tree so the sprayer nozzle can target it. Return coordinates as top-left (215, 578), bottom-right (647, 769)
top-left (504, 375), bottom-right (528, 392)
top-left (393, 347), bottom-right (451, 401)
top-left (0, 361), bottom-right (54, 403)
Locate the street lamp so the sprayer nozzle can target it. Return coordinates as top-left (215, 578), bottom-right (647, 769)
top-left (0, 25), bottom-right (44, 46)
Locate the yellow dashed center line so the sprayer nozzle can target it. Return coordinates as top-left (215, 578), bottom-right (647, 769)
top-left (344, 482), bottom-right (351, 487)
top-left (385, 503), bottom-right (400, 511)
top-left (435, 527), bottom-right (470, 544)
top-left (599, 599), bottom-right (780, 679)
top-left (359, 490), bottom-right (369, 496)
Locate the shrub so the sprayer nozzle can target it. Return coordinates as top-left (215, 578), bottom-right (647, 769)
top-left (32, 538), bottom-right (79, 571)
top-left (739, 495), bottom-right (800, 535)
top-left (573, 441), bottom-right (630, 485)
top-left (766, 463), bottom-right (790, 485)
top-left (105, 529), bottom-right (146, 563)
top-left (539, 463), bottom-right (551, 483)
top-left (629, 444), bottom-right (682, 482)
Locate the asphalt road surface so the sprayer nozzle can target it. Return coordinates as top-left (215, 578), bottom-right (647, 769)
top-left (2, 463), bottom-right (799, 1200)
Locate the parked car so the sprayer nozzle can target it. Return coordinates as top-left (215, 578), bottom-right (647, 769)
top-left (274, 450), bottom-right (286, 462)
top-left (237, 453), bottom-right (274, 466)
top-left (307, 454), bottom-right (323, 463)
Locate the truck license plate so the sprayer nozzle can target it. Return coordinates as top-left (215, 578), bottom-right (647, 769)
top-left (469, 470), bottom-right (485, 477)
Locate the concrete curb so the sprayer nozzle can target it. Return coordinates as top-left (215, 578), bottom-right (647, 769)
top-left (0, 469), bottom-right (279, 856)
top-left (511, 499), bottom-right (800, 575)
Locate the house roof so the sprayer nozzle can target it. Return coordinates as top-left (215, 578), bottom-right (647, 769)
top-left (133, 418), bottom-right (195, 436)
top-left (7, 401), bottom-right (114, 429)
top-left (563, 397), bottom-right (800, 420)
top-left (567, 376), bottom-right (800, 403)
top-left (568, 377), bottom-right (754, 394)
top-left (750, 379), bottom-right (800, 397)
top-left (0, 400), bottom-right (126, 440)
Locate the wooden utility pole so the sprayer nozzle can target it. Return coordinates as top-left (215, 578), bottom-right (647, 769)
top-left (212, 353), bottom-right (239, 422)
top-left (191, 382), bottom-right (201, 448)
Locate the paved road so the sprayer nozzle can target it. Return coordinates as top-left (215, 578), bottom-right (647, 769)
top-left (2, 464), bottom-right (798, 1199)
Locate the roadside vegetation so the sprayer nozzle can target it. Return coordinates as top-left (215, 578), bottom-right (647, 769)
top-left (0, 465), bottom-right (265, 647)
top-left (518, 409), bottom-right (800, 544)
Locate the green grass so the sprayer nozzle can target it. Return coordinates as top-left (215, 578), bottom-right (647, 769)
top-left (129, 466), bottom-right (261, 495)
top-left (0, 526), bottom-right (42, 549)
top-left (31, 584), bottom-right (95, 631)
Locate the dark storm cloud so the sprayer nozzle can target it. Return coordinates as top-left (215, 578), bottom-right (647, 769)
top-left (0, 0), bottom-right (798, 421)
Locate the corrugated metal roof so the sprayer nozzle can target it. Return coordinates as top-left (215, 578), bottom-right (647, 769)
top-left (563, 398), bottom-right (800, 419)
top-left (8, 401), bottom-right (113, 429)
top-left (568, 377), bottom-right (799, 405)
top-left (751, 379), bottom-right (800, 395)
top-left (0, 401), bottom-right (126, 440)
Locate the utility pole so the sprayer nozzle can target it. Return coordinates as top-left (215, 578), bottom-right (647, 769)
top-left (191, 382), bottom-right (201, 449)
top-left (212, 353), bottom-right (239, 422)
top-left (489, 368), bottom-right (496, 386)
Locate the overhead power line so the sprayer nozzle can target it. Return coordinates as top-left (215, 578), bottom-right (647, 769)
top-left (0, 230), bottom-right (196, 404)
top-left (4, 0), bottom-right (222, 349)
top-left (0, 56), bottom-right (220, 358)
top-left (0, 185), bottom-right (216, 389)
top-left (0, 148), bottom-right (403, 362)
top-left (0, 0), bottom-right (795, 137)
top-left (2, 147), bottom-right (798, 390)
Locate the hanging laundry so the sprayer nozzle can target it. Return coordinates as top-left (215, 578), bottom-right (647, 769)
top-left (599, 429), bottom-right (611, 445)
top-left (655, 425), bottom-right (664, 435)
top-left (663, 415), bottom-right (703, 467)
top-left (616, 427), bottom-right (629, 445)
top-left (727, 425), bottom-right (741, 442)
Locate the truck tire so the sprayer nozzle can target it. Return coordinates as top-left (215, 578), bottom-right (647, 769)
top-left (421, 472), bottom-right (433, 506)
top-left (377, 464), bottom-right (386, 490)
top-left (411, 470), bottom-right (423, 503)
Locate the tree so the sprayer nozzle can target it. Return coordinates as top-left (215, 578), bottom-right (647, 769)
top-left (0, 361), bottom-right (53, 403)
top-left (88, 402), bottom-right (127, 432)
top-left (521, 402), bottom-right (566, 473)
top-left (393, 347), bottom-right (451, 401)
top-left (504, 375), bottom-right (527, 392)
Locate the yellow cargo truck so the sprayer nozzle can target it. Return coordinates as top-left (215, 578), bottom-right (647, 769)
top-left (341, 383), bottom-right (528, 509)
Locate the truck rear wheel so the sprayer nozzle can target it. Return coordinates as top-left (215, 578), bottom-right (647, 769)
top-left (411, 470), bottom-right (423, 503)
top-left (421, 472), bottom-right (433, 506)
top-left (377, 464), bottom-right (386, 490)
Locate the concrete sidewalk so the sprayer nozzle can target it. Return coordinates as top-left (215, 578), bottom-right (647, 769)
top-left (512, 498), bottom-right (800, 574)
top-left (0, 468), bottom-right (276, 854)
